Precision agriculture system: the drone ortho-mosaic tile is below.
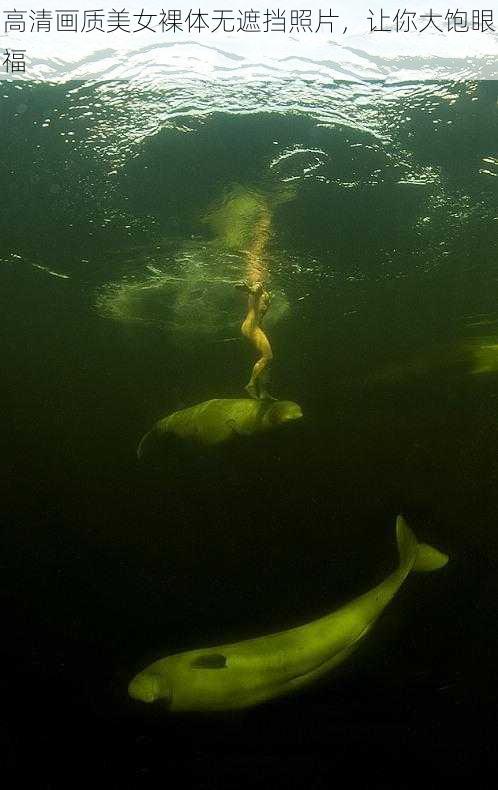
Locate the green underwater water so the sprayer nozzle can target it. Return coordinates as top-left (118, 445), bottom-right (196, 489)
top-left (1, 80), bottom-right (498, 785)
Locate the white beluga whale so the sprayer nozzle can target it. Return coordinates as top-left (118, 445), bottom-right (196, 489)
top-left (137, 397), bottom-right (303, 460)
top-left (129, 516), bottom-right (448, 711)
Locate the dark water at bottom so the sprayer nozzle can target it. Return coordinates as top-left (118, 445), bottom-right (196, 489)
top-left (2, 303), bottom-right (496, 784)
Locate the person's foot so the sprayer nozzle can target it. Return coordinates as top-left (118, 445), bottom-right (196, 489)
top-left (244, 382), bottom-right (258, 399)
top-left (259, 389), bottom-right (276, 401)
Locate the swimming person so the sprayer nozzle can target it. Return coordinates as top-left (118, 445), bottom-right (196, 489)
top-left (202, 184), bottom-right (282, 398)
top-left (237, 200), bottom-right (275, 399)
top-left (238, 281), bottom-right (274, 399)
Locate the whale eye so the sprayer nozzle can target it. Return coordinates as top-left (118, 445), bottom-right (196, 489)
top-left (190, 653), bottom-right (227, 669)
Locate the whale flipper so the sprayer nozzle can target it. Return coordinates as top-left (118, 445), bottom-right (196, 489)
top-left (137, 428), bottom-right (158, 461)
top-left (226, 419), bottom-right (251, 437)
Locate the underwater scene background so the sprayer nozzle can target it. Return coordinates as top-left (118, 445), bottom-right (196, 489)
top-left (1, 77), bottom-right (497, 785)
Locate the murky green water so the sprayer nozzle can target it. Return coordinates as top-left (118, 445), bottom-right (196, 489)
top-left (1, 79), bottom-right (497, 785)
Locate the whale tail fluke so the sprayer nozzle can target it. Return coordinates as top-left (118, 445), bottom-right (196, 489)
top-left (396, 515), bottom-right (449, 574)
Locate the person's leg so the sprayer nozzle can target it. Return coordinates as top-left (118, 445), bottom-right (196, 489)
top-left (245, 327), bottom-right (273, 399)
top-left (257, 361), bottom-right (275, 400)
top-left (241, 298), bottom-right (257, 341)
top-left (239, 282), bottom-right (264, 339)
top-left (237, 281), bottom-right (274, 399)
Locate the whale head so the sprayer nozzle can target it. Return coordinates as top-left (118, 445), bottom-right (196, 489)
top-left (264, 400), bottom-right (303, 427)
top-left (128, 671), bottom-right (172, 705)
